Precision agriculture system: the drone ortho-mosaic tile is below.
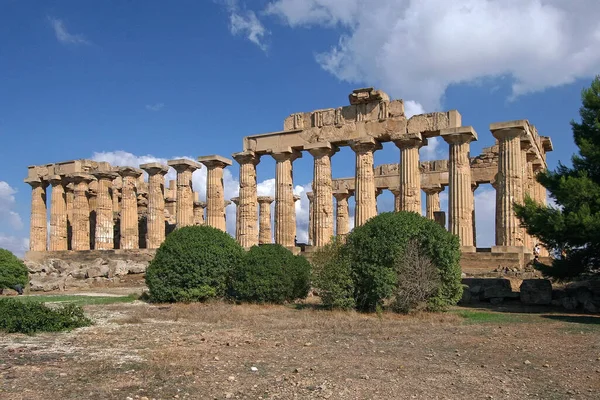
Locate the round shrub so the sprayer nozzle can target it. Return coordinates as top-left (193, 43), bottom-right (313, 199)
top-left (345, 212), bottom-right (462, 312)
top-left (145, 225), bottom-right (244, 303)
top-left (0, 248), bottom-right (28, 291)
top-left (229, 244), bottom-right (311, 304)
top-left (311, 238), bottom-right (356, 310)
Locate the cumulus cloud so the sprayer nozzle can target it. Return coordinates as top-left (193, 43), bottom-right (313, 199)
top-left (0, 235), bottom-right (29, 257)
top-left (224, 0), bottom-right (269, 51)
top-left (265, 0), bottom-right (600, 110)
top-left (47, 16), bottom-right (90, 45)
top-left (145, 103), bottom-right (164, 112)
top-left (0, 181), bottom-right (24, 230)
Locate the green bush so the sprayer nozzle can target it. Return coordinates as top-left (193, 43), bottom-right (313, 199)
top-left (229, 244), bottom-right (311, 304)
top-left (311, 237), bottom-right (355, 310)
top-left (0, 248), bottom-right (28, 290)
top-left (0, 299), bottom-right (91, 334)
top-left (145, 225), bottom-right (244, 303)
top-left (345, 212), bottom-right (462, 312)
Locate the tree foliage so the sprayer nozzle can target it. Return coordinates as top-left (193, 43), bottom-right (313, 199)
top-left (0, 248), bottom-right (28, 290)
top-left (515, 76), bottom-right (600, 275)
top-left (311, 237), bottom-right (356, 310)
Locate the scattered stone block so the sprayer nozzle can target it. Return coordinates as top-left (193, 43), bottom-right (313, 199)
top-left (520, 279), bottom-right (552, 305)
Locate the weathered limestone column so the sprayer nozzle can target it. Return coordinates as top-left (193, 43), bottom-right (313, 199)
top-left (442, 127), bottom-right (478, 251)
top-left (471, 183), bottom-right (479, 248)
top-left (423, 184), bottom-right (443, 220)
top-left (193, 192), bottom-right (206, 226)
top-left (389, 187), bottom-right (401, 212)
top-left (167, 159), bottom-right (200, 228)
top-left (394, 134), bottom-right (425, 213)
top-left (333, 189), bottom-right (351, 237)
top-left (88, 180), bottom-right (98, 250)
top-left (112, 176), bottom-right (122, 215)
top-left (68, 173), bottom-right (94, 251)
top-left (351, 138), bottom-right (381, 227)
top-left (271, 148), bottom-right (301, 247)
top-left (257, 196), bottom-right (274, 245)
top-left (93, 171), bottom-right (118, 250)
top-left (198, 155), bottom-right (232, 232)
top-left (521, 143), bottom-right (536, 252)
top-left (306, 143), bottom-right (337, 247)
top-left (230, 197), bottom-right (240, 239)
top-left (119, 167), bottom-right (142, 250)
top-left (24, 177), bottom-right (48, 252)
top-left (232, 151), bottom-right (260, 248)
top-left (48, 175), bottom-right (68, 251)
top-left (66, 182), bottom-right (74, 249)
top-left (165, 180), bottom-right (177, 225)
top-left (306, 191), bottom-right (314, 245)
top-left (140, 163), bottom-right (169, 249)
top-left (491, 121), bottom-right (526, 250)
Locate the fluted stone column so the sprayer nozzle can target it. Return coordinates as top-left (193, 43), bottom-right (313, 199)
top-left (394, 134), bottom-right (425, 213)
top-left (88, 180), bottom-right (98, 250)
top-left (271, 148), bottom-right (301, 247)
top-left (193, 192), bottom-right (206, 226)
top-left (67, 173), bottom-right (94, 251)
top-left (25, 177), bottom-right (48, 252)
top-left (306, 143), bottom-right (337, 247)
top-left (230, 197), bottom-right (240, 239)
top-left (140, 163), bottom-right (169, 249)
top-left (112, 176), bottom-right (122, 215)
top-left (165, 180), bottom-right (177, 226)
top-left (521, 143), bottom-right (536, 252)
top-left (233, 151), bottom-right (260, 248)
top-left (333, 189), bottom-right (350, 237)
top-left (167, 159), bottom-right (200, 228)
top-left (198, 155), bottom-right (232, 232)
top-left (491, 122), bottom-right (526, 251)
top-left (257, 196), bottom-right (274, 245)
top-left (48, 175), bottom-right (68, 251)
top-left (119, 167), bottom-right (142, 250)
top-left (306, 192), bottom-right (314, 245)
top-left (351, 138), bottom-right (381, 227)
top-left (389, 188), bottom-right (401, 212)
top-left (93, 171), bottom-right (118, 250)
top-left (442, 127), bottom-right (477, 251)
top-left (66, 182), bottom-right (74, 250)
top-left (423, 184), bottom-right (443, 220)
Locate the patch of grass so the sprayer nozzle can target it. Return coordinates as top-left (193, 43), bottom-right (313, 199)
top-left (454, 309), bottom-right (535, 324)
top-left (12, 294), bottom-right (138, 306)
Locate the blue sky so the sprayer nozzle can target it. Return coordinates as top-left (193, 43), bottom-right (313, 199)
top-left (1, 0), bottom-right (598, 255)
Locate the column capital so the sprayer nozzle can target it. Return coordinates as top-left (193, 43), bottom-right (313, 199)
top-left (440, 126), bottom-right (478, 144)
top-left (257, 196), bottom-right (274, 204)
top-left (375, 188), bottom-right (383, 197)
top-left (389, 187), bottom-right (401, 196)
top-left (140, 162), bottom-right (169, 176)
top-left (66, 172), bottom-right (95, 184)
top-left (224, 200), bottom-right (232, 208)
top-left (422, 184), bottom-right (444, 195)
top-left (520, 138), bottom-right (534, 152)
top-left (306, 191), bottom-right (314, 201)
top-left (490, 120), bottom-right (528, 141)
top-left (350, 137), bottom-right (383, 153)
top-left (168, 158), bottom-right (201, 172)
top-left (93, 170), bottom-right (119, 181)
top-left (271, 147), bottom-right (302, 162)
top-left (24, 176), bottom-right (48, 188)
top-left (305, 142), bottom-right (338, 158)
top-left (48, 175), bottom-right (64, 186)
top-left (293, 194), bottom-right (301, 202)
top-left (232, 150), bottom-right (260, 166)
top-left (118, 167), bottom-right (143, 179)
top-left (471, 182), bottom-right (480, 192)
top-left (333, 189), bottom-right (351, 201)
top-left (198, 155), bottom-right (232, 170)
top-left (194, 200), bottom-right (206, 208)
top-left (393, 132), bottom-right (425, 149)
top-left (230, 196), bottom-right (239, 206)
top-left (532, 160), bottom-right (544, 172)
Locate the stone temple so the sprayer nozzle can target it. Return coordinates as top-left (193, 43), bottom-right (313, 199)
top-left (23, 88), bottom-right (553, 289)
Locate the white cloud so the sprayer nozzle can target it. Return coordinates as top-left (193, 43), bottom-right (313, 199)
top-left (0, 181), bottom-right (24, 230)
top-left (265, 0), bottom-right (600, 110)
top-left (227, 1), bottom-right (269, 52)
top-left (47, 16), bottom-right (90, 46)
top-left (419, 136), bottom-right (443, 161)
top-left (145, 103), bottom-right (164, 112)
top-left (0, 235), bottom-right (29, 258)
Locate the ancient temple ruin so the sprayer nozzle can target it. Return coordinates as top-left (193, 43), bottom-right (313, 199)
top-left (24, 88), bottom-right (552, 273)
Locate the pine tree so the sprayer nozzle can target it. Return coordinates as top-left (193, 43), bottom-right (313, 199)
top-left (514, 76), bottom-right (600, 276)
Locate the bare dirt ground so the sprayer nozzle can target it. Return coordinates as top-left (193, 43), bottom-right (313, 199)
top-left (1, 297), bottom-right (599, 400)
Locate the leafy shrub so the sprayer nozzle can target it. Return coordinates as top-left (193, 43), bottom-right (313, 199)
top-left (145, 225), bottom-right (244, 303)
top-left (311, 237), bottom-right (355, 310)
top-left (229, 244), bottom-right (311, 304)
top-left (391, 239), bottom-right (441, 313)
top-left (0, 248), bottom-right (28, 290)
top-left (345, 212), bottom-right (462, 312)
top-left (0, 299), bottom-right (91, 334)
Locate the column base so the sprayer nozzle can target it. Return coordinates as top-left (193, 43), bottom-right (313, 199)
top-left (460, 246), bottom-right (477, 253)
top-left (491, 245), bottom-right (531, 254)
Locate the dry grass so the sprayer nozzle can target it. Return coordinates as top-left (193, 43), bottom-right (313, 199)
top-left (1, 300), bottom-right (599, 399)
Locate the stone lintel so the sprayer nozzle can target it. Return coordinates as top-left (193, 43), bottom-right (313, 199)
top-left (257, 196), bottom-right (274, 204)
top-left (93, 170), bottom-right (119, 180)
top-left (168, 158), bottom-right (201, 171)
top-left (440, 126), bottom-right (478, 143)
top-left (197, 155), bottom-right (232, 167)
top-left (541, 136), bottom-right (553, 152)
top-left (66, 172), bottom-right (95, 183)
top-left (140, 162), bottom-right (169, 175)
top-left (119, 167), bottom-right (143, 178)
